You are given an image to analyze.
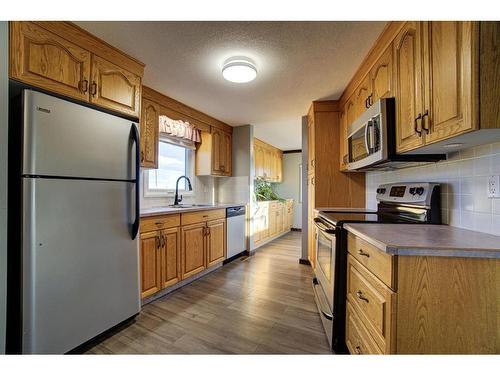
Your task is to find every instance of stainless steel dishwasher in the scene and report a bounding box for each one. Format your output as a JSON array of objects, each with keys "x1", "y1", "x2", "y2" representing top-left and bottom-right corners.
[{"x1": 225, "y1": 206, "x2": 246, "y2": 262}]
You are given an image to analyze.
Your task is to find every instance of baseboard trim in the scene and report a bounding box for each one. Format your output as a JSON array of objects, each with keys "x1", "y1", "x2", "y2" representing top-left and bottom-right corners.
[{"x1": 299, "y1": 258, "x2": 311, "y2": 266}]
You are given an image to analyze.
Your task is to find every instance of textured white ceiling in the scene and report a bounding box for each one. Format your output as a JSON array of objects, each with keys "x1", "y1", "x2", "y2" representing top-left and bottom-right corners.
[{"x1": 76, "y1": 21, "x2": 386, "y2": 150}]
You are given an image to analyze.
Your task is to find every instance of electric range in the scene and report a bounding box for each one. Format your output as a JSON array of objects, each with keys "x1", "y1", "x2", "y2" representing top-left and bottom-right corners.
[{"x1": 311, "y1": 182, "x2": 441, "y2": 353}]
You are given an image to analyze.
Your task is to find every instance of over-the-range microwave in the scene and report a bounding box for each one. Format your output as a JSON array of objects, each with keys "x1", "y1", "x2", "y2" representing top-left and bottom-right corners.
[{"x1": 347, "y1": 98, "x2": 445, "y2": 171}]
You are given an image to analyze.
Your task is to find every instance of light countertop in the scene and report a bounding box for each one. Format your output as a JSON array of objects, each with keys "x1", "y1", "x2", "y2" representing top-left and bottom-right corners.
[
  {"x1": 141, "y1": 203, "x2": 246, "y2": 217},
  {"x1": 344, "y1": 223, "x2": 500, "y2": 259}
]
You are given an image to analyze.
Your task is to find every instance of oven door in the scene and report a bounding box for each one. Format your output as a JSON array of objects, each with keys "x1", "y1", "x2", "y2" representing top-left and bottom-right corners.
[
  {"x1": 314, "y1": 218, "x2": 336, "y2": 308},
  {"x1": 312, "y1": 217, "x2": 336, "y2": 349}
]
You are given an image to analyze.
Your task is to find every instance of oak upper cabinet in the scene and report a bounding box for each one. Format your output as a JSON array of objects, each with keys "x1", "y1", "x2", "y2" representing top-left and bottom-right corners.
[
  {"x1": 160, "y1": 227, "x2": 181, "y2": 289},
  {"x1": 9, "y1": 22, "x2": 91, "y2": 102},
  {"x1": 307, "y1": 111, "x2": 315, "y2": 175},
  {"x1": 354, "y1": 74, "x2": 371, "y2": 117},
  {"x1": 140, "y1": 231, "x2": 162, "y2": 298},
  {"x1": 422, "y1": 21, "x2": 476, "y2": 144},
  {"x1": 339, "y1": 109, "x2": 349, "y2": 170},
  {"x1": 197, "y1": 128, "x2": 232, "y2": 177},
  {"x1": 9, "y1": 22, "x2": 144, "y2": 118},
  {"x1": 394, "y1": 21, "x2": 426, "y2": 152},
  {"x1": 90, "y1": 55, "x2": 141, "y2": 118},
  {"x1": 370, "y1": 44, "x2": 394, "y2": 103},
  {"x1": 140, "y1": 98, "x2": 159, "y2": 168},
  {"x1": 254, "y1": 138, "x2": 283, "y2": 182},
  {"x1": 206, "y1": 219, "x2": 226, "y2": 267},
  {"x1": 181, "y1": 222, "x2": 206, "y2": 279}
]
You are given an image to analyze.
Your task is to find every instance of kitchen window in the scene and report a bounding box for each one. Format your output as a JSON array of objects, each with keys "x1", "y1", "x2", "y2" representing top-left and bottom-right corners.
[{"x1": 144, "y1": 137, "x2": 195, "y2": 197}]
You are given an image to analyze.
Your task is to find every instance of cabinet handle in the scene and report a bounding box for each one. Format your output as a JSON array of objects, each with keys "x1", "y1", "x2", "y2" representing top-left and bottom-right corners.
[
  {"x1": 155, "y1": 221, "x2": 163, "y2": 226},
  {"x1": 421, "y1": 110, "x2": 430, "y2": 134},
  {"x1": 141, "y1": 151, "x2": 145, "y2": 162},
  {"x1": 365, "y1": 97, "x2": 369, "y2": 109},
  {"x1": 155, "y1": 236, "x2": 160, "y2": 249},
  {"x1": 79, "y1": 79, "x2": 88, "y2": 93},
  {"x1": 356, "y1": 290, "x2": 369, "y2": 303},
  {"x1": 161, "y1": 234, "x2": 165, "y2": 248},
  {"x1": 355, "y1": 345, "x2": 362, "y2": 354},
  {"x1": 357, "y1": 249, "x2": 370, "y2": 257},
  {"x1": 311, "y1": 176, "x2": 315, "y2": 185},
  {"x1": 414, "y1": 113, "x2": 422, "y2": 136},
  {"x1": 90, "y1": 81, "x2": 97, "y2": 96},
  {"x1": 368, "y1": 94, "x2": 373, "y2": 106}
]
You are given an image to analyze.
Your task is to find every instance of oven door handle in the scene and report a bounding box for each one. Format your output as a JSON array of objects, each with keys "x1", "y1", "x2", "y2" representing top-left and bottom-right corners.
[
  {"x1": 312, "y1": 278, "x2": 333, "y2": 321},
  {"x1": 313, "y1": 218, "x2": 336, "y2": 235}
]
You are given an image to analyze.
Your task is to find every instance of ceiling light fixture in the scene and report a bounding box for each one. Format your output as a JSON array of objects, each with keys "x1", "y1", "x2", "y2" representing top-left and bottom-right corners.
[{"x1": 222, "y1": 57, "x2": 257, "y2": 83}]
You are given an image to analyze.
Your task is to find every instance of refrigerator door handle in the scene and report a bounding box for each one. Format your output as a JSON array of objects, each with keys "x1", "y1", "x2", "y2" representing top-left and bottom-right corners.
[{"x1": 130, "y1": 123, "x2": 140, "y2": 240}]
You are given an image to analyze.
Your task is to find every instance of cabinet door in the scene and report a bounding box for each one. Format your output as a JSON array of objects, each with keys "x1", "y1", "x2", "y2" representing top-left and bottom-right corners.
[
  {"x1": 10, "y1": 22, "x2": 91, "y2": 102},
  {"x1": 345, "y1": 97, "x2": 357, "y2": 133},
  {"x1": 207, "y1": 219, "x2": 226, "y2": 267},
  {"x1": 211, "y1": 129, "x2": 222, "y2": 174},
  {"x1": 160, "y1": 227, "x2": 181, "y2": 289},
  {"x1": 394, "y1": 21, "x2": 425, "y2": 152},
  {"x1": 254, "y1": 144, "x2": 264, "y2": 179},
  {"x1": 423, "y1": 21, "x2": 477, "y2": 144},
  {"x1": 90, "y1": 55, "x2": 141, "y2": 118},
  {"x1": 370, "y1": 44, "x2": 394, "y2": 103},
  {"x1": 275, "y1": 152, "x2": 283, "y2": 182},
  {"x1": 308, "y1": 174, "x2": 316, "y2": 268},
  {"x1": 339, "y1": 109, "x2": 348, "y2": 170},
  {"x1": 307, "y1": 113, "x2": 315, "y2": 175},
  {"x1": 354, "y1": 74, "x2": 371, "y2": 117},
  {"x1": 264, "y1": 148, "x2": 273, "y2": 180},
  {"x1": 223, "y1": 131, "x2": 232, "y2": 176},
  {"x1": 268, "y1": 203, "x2": 278, "y2": 237},
  {"x1": 140, "y1": 230, "x2": 161, "y2": 298},
  {"x1": 181, "y1": 223, "x2": 206, "y2": 279},
  {"x1": 140, "y1": 99, "x2": 159, "y2": 168}
]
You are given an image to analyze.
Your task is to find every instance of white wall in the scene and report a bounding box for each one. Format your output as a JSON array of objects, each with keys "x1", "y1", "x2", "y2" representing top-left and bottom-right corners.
[
  {"x1": 0, "y1": 21, "x2": 8, "y2": 353},
  {"x1": 276, "y1": 152, "x2": 302, "y2": 229},
  {"x1": 366, "y1": 142, "x2": 500, "y2": 236}
]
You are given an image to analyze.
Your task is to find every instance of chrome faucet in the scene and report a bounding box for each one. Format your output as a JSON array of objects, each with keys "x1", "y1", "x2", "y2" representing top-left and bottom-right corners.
[{"x1": 173, "y1": 176, "x2": 193, "y2": 206}]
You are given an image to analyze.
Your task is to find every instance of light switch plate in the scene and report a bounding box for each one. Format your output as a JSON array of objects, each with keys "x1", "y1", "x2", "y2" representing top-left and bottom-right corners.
[{"x1": 488, "y1": 175, "x2": 500, "y2": 198}]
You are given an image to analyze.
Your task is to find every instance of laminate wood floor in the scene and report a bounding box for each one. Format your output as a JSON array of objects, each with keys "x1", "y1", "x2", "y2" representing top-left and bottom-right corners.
[{"x1": 85, "y1": 232, "x2": 331, "y2": 354}]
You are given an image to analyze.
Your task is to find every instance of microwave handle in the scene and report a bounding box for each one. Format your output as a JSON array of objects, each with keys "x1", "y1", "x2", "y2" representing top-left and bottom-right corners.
[{"x1": 364, "y1": 120, "x2": 372, "y2": 154}]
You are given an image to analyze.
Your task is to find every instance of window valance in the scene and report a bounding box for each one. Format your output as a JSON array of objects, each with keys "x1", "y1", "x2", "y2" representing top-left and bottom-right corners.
[{"x1": 159, "y1": 115, "x2": 201, "y2": 143}]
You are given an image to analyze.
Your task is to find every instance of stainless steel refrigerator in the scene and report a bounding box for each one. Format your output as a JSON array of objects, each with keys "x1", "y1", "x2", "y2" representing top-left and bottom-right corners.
[{"x1": 18, "y1": 89, "x2": 141, "y2": 353}]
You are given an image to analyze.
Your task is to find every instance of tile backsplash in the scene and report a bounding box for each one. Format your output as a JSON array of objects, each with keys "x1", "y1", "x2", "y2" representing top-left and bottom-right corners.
[{"x1": 366, "y1": 142, "x2": 500, "y2": 236}]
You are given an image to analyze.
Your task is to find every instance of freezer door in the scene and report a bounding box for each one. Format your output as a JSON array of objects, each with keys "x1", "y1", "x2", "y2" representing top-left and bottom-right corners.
[
  {"x1": 22, "y1": 178, "x2": 140, "y2": 354},
  {"x1": 22, "y1": 90, "x2": 137, "y2": 180}
]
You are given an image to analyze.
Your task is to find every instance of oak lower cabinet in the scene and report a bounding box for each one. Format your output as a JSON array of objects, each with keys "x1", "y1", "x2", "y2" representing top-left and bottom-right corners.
[
  {"x1": 346, "y1": 232, "x2": 499, "y2": 354},
  {"x1": 253, "y1": 200, "x2": 293, "y2": 249},
  {"x1": 9, "y1": 21, "x2": 144, "y2": 119},
  {"x1": 140, "y1": 210, "x2": 226, "y2": 300},
  {"x1": 181, "y1": 222, "x2": 207, "y2": 279},
  {"x1": 206, "y1": 219, "x2": 226, "y2": 267},
  {"x1": 139, "y1": 230, "x2": 162, "y2": 298}
]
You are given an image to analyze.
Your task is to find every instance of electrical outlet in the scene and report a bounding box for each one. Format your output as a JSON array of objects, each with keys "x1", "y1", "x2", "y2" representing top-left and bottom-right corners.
[{"x1": 488, "y1": 175, "x2": 500, "y2": 198}]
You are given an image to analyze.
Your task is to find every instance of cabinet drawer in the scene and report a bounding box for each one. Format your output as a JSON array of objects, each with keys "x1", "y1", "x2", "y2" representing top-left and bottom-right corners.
[
  {"x1": 347, "y1": 232, "x2": 395, "y2": 288},
  {"x1": 346, "y1": 302, "x2": 382, "y2": 354},
  {"x1": 140, "y1": 214, "x2": 180, "y2": 233},
  {"x1": 181, "y1": 209, "x2": 225, "y2": 226},
  {"x1": 347, "y1": 255, "x2": 395, "y2": 353}
]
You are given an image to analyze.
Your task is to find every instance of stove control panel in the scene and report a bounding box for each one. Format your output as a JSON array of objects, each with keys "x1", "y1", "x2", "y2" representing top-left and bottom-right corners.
[{"x1": 376, "y1": 182, "x2": 439, "y2": 206}]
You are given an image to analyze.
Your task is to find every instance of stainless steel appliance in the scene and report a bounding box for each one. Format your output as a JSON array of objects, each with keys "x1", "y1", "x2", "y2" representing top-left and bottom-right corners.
[
  {"x1": 8, "y1": 89, "x2": 141, "y2": 353},
  {"x1": 347, "y1": 98, "x2": 445, "y2": 171},
  {"x1": 312, "y1": 182, "x2": 441, "y2": 353},
  {"x1": 225, "y1": 206, "x2": 246, "y2": 261}
]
